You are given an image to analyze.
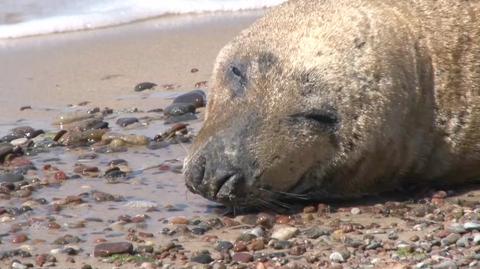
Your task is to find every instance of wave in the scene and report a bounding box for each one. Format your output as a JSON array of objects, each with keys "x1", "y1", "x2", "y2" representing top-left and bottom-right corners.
[{"x1": 0, "y1": 0, "x2": 285, "y2": 39}]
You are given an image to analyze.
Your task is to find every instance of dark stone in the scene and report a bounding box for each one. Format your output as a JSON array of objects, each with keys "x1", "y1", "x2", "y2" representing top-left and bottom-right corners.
[
  {"x1": 272, "y1": 240, "x2": 292, "y2": 250},
  {"x1": 116, "y1": 118, "x2": 139, "y2": 127},
  {"x1": 191, "y1": 227, "x2": 207, "y2": 235},
  {"x1": 104, "y1": 167, "x2": 126, "y2": 179},
  {"x1": 172, "y1": 90, "x2": 206, "y2": 108},
  {"x1": 134, "y1": 82, "x2": 157, "y2": 92},
  {"x1": 93, "y1": 242, "x2": 133, "y2": 257},
  {"x1": 215, "y1": 241, "x2": 234, "y2": 252},
  {"x1": 191, "y1": 252, "x2": 213, "y2": 264},
  {"x1": 303, "y1": 226, "x2": 332, "y2": 239},
  {"x1": 0, "y1": 144, "x2": 14, "y2": 162},
  {"x1": 53, "y1": 235, "x2": 82, "y2": 245},
  {"x1": 0, "y1": 173, "x2": 24, "y2": 183},
  {"x1": 108, "y1": 159, "x2": 128, "y2": 167},
  {"x1": 63, "y1": 247, "x2": 78, "y2": 255},
  {"x1": 164, "y1": 103, "x2": 196, "y2": 117},
  {"x1": 232, "y1": 252, "x2": 253, "y2": 263},
  {"x1": 164, "y1": 113, "x2": 198, "y2": 124}
]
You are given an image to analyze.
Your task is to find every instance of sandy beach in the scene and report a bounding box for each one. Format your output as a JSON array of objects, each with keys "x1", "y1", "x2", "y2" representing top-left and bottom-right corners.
[
  {"x1": 0, "y1": 12, "x2": 260, "y2": 125},
  {"x1": 1, "y1": 8, "x2": 480, "y2": 269}
]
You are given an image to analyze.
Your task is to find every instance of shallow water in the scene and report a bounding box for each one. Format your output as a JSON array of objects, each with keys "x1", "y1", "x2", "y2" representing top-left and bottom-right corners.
[{"x1": 0, "y1": 89, "x2": 222, "y2": 255}]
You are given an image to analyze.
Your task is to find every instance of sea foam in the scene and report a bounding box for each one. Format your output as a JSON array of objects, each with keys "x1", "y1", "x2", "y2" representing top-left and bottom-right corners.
[{"x1": 0, "y1": 0, "x2": 285, "y2": 39}]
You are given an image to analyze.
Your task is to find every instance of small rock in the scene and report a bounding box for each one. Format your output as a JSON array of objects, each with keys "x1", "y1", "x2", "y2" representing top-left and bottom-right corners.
[
  {"x1": 271, "y1": 226, "x2": 299, "y2": 240},
  {"x1": 215, "y1": 241, "x2": 233, "y2": 252},
  {"x1": 134, "y1": 82, "x2": 157, "y2": 92},
  {"x1": 232, "y1": 252, "x2": 253, "y2": 263},
  {"x1": 11, "y1": 233, "x2": 28, "y2": 243},
  {"x1": 191, "y1": 252, "x2": 213, "y2": 264},
  {"x1": 350, "y1": 207, "x2": 361, "y2": 215},
  {"x1": 432, "y1": 260, "x2": 457, "y2": 269},
  {"x1": 441, "y1": 233, "x2": 461, "y2": 246},
  {"x1": 93, "y1": 242, "x2": 133, "y2": 257},
  {"x1": 330, "y1": 252, "x2": 345, "y2": 263},
  {"x1": 116, "y1": 117, "x2": 139, "y2": 127},
  {"x1": 464, "y1": 222, "x2": 480, "y2": 231}
]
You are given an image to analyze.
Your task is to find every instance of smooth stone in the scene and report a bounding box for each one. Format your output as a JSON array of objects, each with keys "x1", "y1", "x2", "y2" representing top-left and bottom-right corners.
[
  {"x1": 172, "y1": 90, "x2": 206, "y2": 108},
  {"x1": 246, "y1": 226, "x2": 265, "y2": 238},
  {"x1": 191, "y1": 252, "x2": 213, "y2": 264},
  {"x1": 11, "y1": 261, "x2": 28, "y2": 269},
  {"x1": 134, "y1": 82, "x2": 157, "y2": 92},
  {"x1": 464, "y1": 222, "x2": 480, "y2": 231},
  {"x1": 441, "y1": 233, "x2": 461, "y2": 246},
  {"x1": 271, "y1": 226, "x2": 299, "y2": 240},
  {"x1": 215, "y1": 241, "x2": 233, "y2": 252},
  {"x1": 116, "y1": 117, "x2": 139, "y2": 127},
  {"x1": 473, "y1": 233, "x2": 480, "y2": 245},
  {"x1": 53, "y1": 234, "x2": 82, "y2": 245},
  {"x1": 164, "y1": 113, "x2": 198, "y2": 124},
  {"x1": 53, "y1": 111, "x2": 94, "y2": 125},
  {"x1": 432, "y1": 260, "x2": 457, "y2": 269},
  {"x1": 93, "y1": 242, "x2": 133, "y2": 257},
  {"x1": 303, "y1": 226, "x2": 332, "y2": 239},
  {"x1": 0, "y1": 144, "x2": 14, "y2": 161},
  {"x1": 456, "y1": 236, "x2": 469, "y2": 247},
  {"x1": 164, "y1": 103, "x2": 196, "y2": 116},
  {"x1": 329, "y1": 252, "x2": 345, "y2": 263},
  {"x1": 272, "y1": 240, "x2": 292, "y2": 250},
  {"x1": 446, "y1": 223, "x2": 467, "y2": 234},
  {"x1": 10, "y1": 138, "x2": 28, "y2": 146},
  {"x1": 0, "y1": 173, "x2": 24, "y2": 183},
  {"x1": 232, "y1": 252, "x2": 253, "y2": 263}
]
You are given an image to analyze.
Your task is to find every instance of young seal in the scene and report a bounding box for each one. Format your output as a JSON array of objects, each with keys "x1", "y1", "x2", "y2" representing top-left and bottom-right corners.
[{"x1": 184, "y1": 0, "x2": 480, "y2": 207}]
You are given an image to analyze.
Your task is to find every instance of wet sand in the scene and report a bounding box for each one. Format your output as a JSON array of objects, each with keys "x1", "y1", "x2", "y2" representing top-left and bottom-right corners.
[{"x1": 2, "y1": 9, "x2": 480, "y2": 269}]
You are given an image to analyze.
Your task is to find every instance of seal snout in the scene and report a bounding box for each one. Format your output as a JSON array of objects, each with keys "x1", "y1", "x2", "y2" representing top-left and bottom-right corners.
[{"x1": 184, "y1": 150, "x2": 248, "y2": 205}]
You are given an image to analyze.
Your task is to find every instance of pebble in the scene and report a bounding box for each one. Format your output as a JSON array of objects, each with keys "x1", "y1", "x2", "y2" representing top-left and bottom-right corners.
[
  {"x1": 215, "y1": 241, "x2": 233, "y2": 252},
  {"x1": 0, "y1": 173, "x2": 24, "y2": 183},
  {"x1": 441, "y1": 233, "x2": 461, "y2": 246},
  {"x1": 271, "y1": 226, "x2": 299, "y2": 240},
  {"x1": 171, "y1": 90, "x2": 206, "y2": 108},
  {"x1": 232, "y1": 252, "x2": 253, "y2": 263},
  {"x1": 330, "y1": 252, "x2": 346, "y2": 263},
  {"x1": 93, "y1": 242, "x2": 133, "y2": 257},
  {"x1": 11, "y1": 261, "x2": 28, "y2": 269},
  {"x1": 432, "y1": 260, "x2": 457, "y2": 269},
  {"x1": 164, "y1": 103, "x2": 196, "y2": 116},
  {"x1": 11, "y1": 233, "x2": 29, "y2": 244},
  {"x1": 116, "y1": 117, "x2": 139, "y2": 127},
  {"x1": 350, "y1": 207, "x2": 361, "y2": 215},
  {"x1": 191, "y1": 252, "x2": 213, "y2": 264},
  {"x1": 464, "y1": 222, "x2": 480, "y2": 231},
  {"x1": 134, "y1": 82, "x2": 157, "y2": 92},
  {"x1": 54, "y1": 111, "x2": 94, "y2": 125},
  {"x1": 10, "y1": 138, "x2": 28, "y2": 146}
]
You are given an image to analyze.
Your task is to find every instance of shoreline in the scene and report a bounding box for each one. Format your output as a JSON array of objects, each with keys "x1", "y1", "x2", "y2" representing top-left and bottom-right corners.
[{"x1": 0, "y1": 11, "x2": 262, "y2": 131}]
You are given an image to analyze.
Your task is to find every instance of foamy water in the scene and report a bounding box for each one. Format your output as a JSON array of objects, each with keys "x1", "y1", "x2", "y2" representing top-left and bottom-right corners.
[{"x1": 0, "y1": 0, "x2": 285, "y2": 39}]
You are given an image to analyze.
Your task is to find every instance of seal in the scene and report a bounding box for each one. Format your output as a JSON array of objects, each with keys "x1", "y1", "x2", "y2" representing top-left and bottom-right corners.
[{"x1": 184, "y1": 0, "x2": 480, "y2": 208}]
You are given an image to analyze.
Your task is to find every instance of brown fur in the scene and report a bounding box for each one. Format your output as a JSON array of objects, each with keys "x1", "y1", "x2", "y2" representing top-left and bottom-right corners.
[{"x1": 184, "y1": 0, "x2": 480, "y2": 204}]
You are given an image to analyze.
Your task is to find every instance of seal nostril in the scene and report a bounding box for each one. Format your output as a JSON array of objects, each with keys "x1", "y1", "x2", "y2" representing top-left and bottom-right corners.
[{"x1": 215, "y1": 173, "x2": 245, "y2": 202}]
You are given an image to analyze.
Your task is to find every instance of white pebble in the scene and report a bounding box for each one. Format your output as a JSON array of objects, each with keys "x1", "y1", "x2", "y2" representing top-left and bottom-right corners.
[
  {"x1": 329, "y1": 252, "x2": 344, "y2": 263},
  {"x1": 10, "y1": 138, "x2": 28, "y2": 146},
  {"x1": 350, "y1": 207, "x2": 361, "y2": 215},
  {"x1": 271, "y1": 226, "x2": 299, "y2": 240}
]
